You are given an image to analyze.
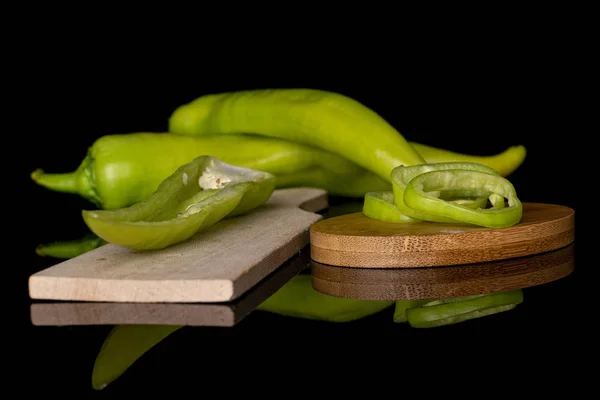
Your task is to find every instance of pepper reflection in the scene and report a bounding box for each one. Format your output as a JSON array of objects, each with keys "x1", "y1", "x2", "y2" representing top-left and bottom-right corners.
[
  {"x1": 90, "y1": 276, "x2": 524, "y2": 390},
  {"x1": 32, "y1": 236, "x2": 573, "y2": 390}
]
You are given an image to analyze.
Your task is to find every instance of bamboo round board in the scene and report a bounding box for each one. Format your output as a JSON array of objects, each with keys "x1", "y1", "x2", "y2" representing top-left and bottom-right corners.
[
  {"x1": 311, "y1": 243, "x2": 574, "y2": 300},
  {"x1": 310, "y1": 202, "x2": 574, "y2": 268}
]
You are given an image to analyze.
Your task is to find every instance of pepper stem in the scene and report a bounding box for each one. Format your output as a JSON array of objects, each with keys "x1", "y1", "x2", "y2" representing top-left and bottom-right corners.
[
  {"x1": 30, "y1": 154, "x2": 102, "y2": 206},
  {"x1": 31, "y1": 169, "x2": 79, "y2": 194}
]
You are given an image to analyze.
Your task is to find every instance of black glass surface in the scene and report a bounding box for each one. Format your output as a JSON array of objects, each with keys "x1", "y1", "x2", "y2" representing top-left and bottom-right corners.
[{"x1": 18, "y1": 57, "x2": 584, "y2": 396}]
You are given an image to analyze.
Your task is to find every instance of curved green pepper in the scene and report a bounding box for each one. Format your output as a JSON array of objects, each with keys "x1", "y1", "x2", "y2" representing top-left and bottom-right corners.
[
  {"x1": 168, "y1": 88, "x2": 427, "y2": 181},
  {"x1": 31, "y1": 132, "x2": 526, "y2": 209},
  {"x1": 410, "y1": 142, "x2": 527, "y2": 177},
  {"x1": 82, "y1": 156, "x2": 276, "y2": 250},
  {"x1": 31, "y1": 132, "x2": 390, "y2": 208},
  {"x1": 256, "y1": 274, "x2": 394, "y2": 322},
  {"x1": 398, "y1": 289, "x2": 524, "y2": 328}
]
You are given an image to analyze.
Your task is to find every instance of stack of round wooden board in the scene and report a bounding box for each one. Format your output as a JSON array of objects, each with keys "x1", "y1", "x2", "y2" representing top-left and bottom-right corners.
[
  {"x1": 310, "y1": 202, "x2": 575, "y2": 269},
  {"x1": 311, "y1": 243, "x2": 574, "y2": 300}
]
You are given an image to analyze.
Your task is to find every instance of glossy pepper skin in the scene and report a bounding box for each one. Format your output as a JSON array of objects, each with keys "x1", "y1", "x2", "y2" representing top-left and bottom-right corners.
[
  {"x1": 410, "y1": 142, "x2": 526, "y2": 177},
  {"x1": 168, "y1": 88, "x2": 427, "y2": 181},
  {"x1": 31, "y1": 132, "x2": 526, "y2": 210},
  {"x1": 31, "y1": 132, "x2": 391, "y2": 209},
  {"x1": 82, "y1": 156, "x2": 276, "y2": 250}
]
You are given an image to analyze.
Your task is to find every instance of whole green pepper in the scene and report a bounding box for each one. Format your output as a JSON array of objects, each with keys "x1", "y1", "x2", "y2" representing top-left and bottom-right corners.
[
  {"x1": 31, "y1": 132, "x2": 525, "y2": 210},
  {"x1": 31, "y1": 132, "x2": 390, "y2": 209},
  {"x1": 168, "y1": 88, "x2": 427, "y2": 181},
  {"x1": 82, "y1": 156, "x2": 275, "y2": 250}
]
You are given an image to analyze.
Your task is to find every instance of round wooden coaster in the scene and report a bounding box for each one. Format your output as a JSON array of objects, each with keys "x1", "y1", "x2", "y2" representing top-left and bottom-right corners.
[
  {"x1": 311, "y1": 243, "x2": 574, "y2": 300},
  {"x1": 310, "y1": 202, "x2": 574, "y2": 268}
]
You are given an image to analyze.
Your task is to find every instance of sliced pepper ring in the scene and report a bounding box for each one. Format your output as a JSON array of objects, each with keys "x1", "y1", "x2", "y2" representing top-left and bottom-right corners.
[
  {"x1": 82, "y1": 156, "x2": 276, "y2": 250},
  {"x1": 362, "y1": 191, "x2": 420, "y2": 223},
  {"x1": 405, "y1": 289, "x2": 524, "y2": 328},
  {"x1": 391, "y1": 162, "x2": 501, "y2": 223},
  {"x1": 403, "y1": 169, "x2": 523, "y2": 228},
  {"x1": 362, "y1": 191, "x2": 489, "y2": 223}
]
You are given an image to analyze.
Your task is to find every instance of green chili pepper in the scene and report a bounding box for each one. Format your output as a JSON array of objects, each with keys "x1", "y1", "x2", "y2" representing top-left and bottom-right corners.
[
  {"x1": 402, "y1": 289, "x2": 524, "y2": 328},
  {"x1": 256, "y1": 274, "x2": 394, "y2": 322},
  {"x1": 35, "y1": 233, "x2": 107, "y2": 259},
  {"x1": 410, "y1": 142, "x2": 527, "y2": 177},
  {"x1": 82, "y1": 156, "x2": 276, "y2": 250},
  {"x1": 92, "y1": 324, "x2": 182, "y2": 390},
  {"x1": 31, "y1": 132, "x2": 391, "y2": 209},
  {"x1": 168, "y1": 88, "x2": 427, "y2": 181},
  {"x1": 31, "y1": 131, "x2": 525, "y2": 209}
]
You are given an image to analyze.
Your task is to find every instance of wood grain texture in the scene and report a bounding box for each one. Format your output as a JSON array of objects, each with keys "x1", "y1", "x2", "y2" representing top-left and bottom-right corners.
[
  {"x1": 310, "y1": 202, "x2": 574, "y2": 268},
  {"x1": 29, "y1": 188, "x2": 327, "y2": 303},
  {"x1": 312, "y1": 243, "x2": 574, "y2": 300},
  {"x1": 31, "y1": 246, "x2": 311, "y2": 327}
]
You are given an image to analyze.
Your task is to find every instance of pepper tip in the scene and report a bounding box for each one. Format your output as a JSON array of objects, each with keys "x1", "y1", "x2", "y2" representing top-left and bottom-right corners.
[{"x1": 30, "y1": 168, "x2": 44, "y2": 182}]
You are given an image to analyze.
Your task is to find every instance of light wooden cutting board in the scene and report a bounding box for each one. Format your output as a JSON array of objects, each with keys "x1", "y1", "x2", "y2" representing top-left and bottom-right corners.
[
  {"x1": 31, "y1": 246, "x2": 311, "y2": 326},
  {"x1": 29, "y1": 188, "x2": 327, "y2": 303}
]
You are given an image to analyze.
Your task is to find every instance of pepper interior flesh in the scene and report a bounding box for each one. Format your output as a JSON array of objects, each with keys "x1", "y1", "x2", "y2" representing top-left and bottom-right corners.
[{"x1": 82, "y1": 156, "x2": 275, "y2": 250}]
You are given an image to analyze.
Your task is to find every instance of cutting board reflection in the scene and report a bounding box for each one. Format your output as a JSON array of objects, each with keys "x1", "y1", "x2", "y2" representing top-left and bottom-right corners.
[
  {"x1": 29, "y1": 188, "x2": 327, "y2": 303},
  {"x1": 312, "y1": 244, "x2": 574, "y2": 300},
  {"x1": 311, "y1": 202, "x2": 575, "y2": 268},
  {"x1": 31, "y1": 246, "x2": 311, "y2": 326}
]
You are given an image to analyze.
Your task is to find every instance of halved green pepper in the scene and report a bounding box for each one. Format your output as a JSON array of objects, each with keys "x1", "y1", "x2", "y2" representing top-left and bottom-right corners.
[{"x1": 82, "y1": 156, "x2": 276, "y2": 250}]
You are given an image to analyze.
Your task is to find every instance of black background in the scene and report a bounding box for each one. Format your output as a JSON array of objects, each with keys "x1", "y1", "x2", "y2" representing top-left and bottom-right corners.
[{"x1": 13, "y1": 18, "x2": 589, "y2": 396}]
